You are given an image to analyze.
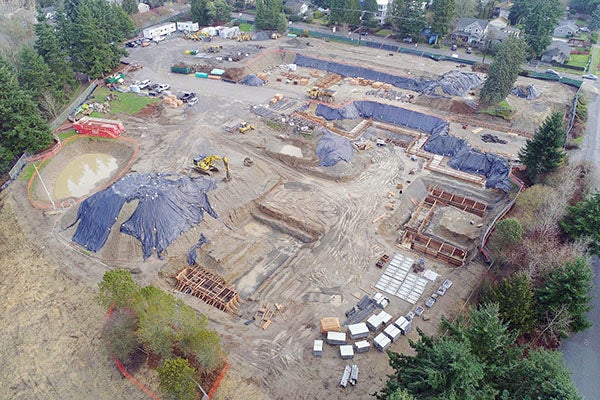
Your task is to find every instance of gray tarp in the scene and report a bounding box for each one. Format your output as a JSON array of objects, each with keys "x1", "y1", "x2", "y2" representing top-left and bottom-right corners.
[
  {"x1": 315, "y1": 101, "x2": 512, "y2": 191},
  {"x1": 70, "y1": 173, "x2": 218, "y2": 260},
  {"x1": 316, "y1": 130, "x2": 354, "y2": 166},
  {"x1": 239, "y1": 74, "x2": 265, "y2": 86},
  {"x1": 511, "y1": 84, "x2": 541, "y2": 99}
]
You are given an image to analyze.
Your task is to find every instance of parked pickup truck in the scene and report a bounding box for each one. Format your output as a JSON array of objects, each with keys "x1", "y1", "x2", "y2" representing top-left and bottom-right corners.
[{"x1": 376, "y1": 254, "x2": 390, "y2": 268}]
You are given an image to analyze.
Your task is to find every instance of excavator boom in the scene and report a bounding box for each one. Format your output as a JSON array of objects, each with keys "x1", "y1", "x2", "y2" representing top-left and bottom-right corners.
[{"x1": 192, "y1": 155, "x2": 231, "y2": 181}]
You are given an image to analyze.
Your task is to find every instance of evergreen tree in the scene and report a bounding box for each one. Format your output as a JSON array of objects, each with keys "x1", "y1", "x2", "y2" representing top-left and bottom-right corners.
[
  {"x1": 518, "y1": 112, "x2": 565, "y2": 182},
  {"x1": 16, "y1": 47, "x2": 54, "y2": 104},
  {"x1": 561, "y1": 193, "x2": 600, "y2": 255},
  {"x1": 589, "y1": 4, "x2": 600, "y2": 31},
  {"x1": 328, "y1": 0, "x2": 346, "y2": 25},
  {"x1": 34, "y1": 12, "x2": 75, "y2": 95},
  {"x1": 510, "y1": 0, "x2": 562, "y2": 57},
  {"x1": 479, "y1": 37, "x2": 528, "y2": 106},
  {"x1": 0, "y1": 57, "x2": 54, "y2": 172},
  {"x1": 191, "y1": 0, "x2": 210, "y2": 26},
  {"x1": 535, "y1": 257, "x2": 593, "y2": 334},
  {"x1": 344, "y1": 0, "x2": 361, "y2": 26},
  {"x1": 255, "y1": 0, "x2": 287, "y2": 31},
  {"x1": 481, "y1": 274, "x2": 536, "y2": 335},
  {"x1": 388, "y1": 0, "x2": 426, "y2": 41},
  {"x1": 431, "y1": 0, "x2": 455, "y2": 36},
  {"x1": 157, "y1": 357, "x2": 197, "y2": 400},
  {"x1": 122, "y1": 0, "x2": 138, "y2": 14},
  {"x1": 207, "y1": 0, "x2": 233, "y2": 25}
]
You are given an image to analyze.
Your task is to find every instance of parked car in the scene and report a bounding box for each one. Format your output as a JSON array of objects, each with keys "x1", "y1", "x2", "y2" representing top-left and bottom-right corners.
[
  {"x1": 466, "y1": 47, "x2": 472, "y2": 54},
  {"x1": 148, "y1": 91, "x2": 160, "y2": 97},
  {"x1": 582, "y1": 74, "x2": 598, "y2": 80},
  {"x1": 545, "y1": 69, "x2": 561, "y2": 77},
  {"x1": 179, "y1": 92, "x2": 196, "y2": 102},
  {"x1": 147, "y1": 83, "x2": 160, "y2": 91},
  {"x1": 188, "y1": 97, "x2": 199, "y2": 106},
  {"x1": 136, "y1": 79, "x2": 151, "y2": 89},
  {"x1": 403, "y1": 37, "x2": 413, "y2": 43},
  {"x1": 157, "y1": 83, "x2": 170, "y2": 92},
  {"x1": 125, "y1": 41, "x2": 138, "y2": 48},
  {"x1": 451, "y1": 43, "x2": 457, "y2": 51}
]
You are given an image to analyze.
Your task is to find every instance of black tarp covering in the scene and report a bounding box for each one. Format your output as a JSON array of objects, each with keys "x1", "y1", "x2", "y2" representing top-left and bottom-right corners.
[
  {"x1": 511, "y1": 84, "x2": 541, "y2": 99},
  {"x1": 294, "y1": 54, "x2": 482, "y2": 96},
  {"x1": 71, "y1": 173, "x2": 218, "y2": 260},
  {"x1": 315, "y1": 101, "x2": 512, "y2": 191},
  {"x1": 187, "y1": 233, "x2": 210, "y2": 266},
  {"x1": 316, "y1": 130, "x2": 354, "y2": 166}
]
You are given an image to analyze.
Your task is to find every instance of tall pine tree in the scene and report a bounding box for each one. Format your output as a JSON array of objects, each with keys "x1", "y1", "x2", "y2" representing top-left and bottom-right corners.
[
  {"x1": 518, "y1": 112, "x2": 565, "y2": 182},
  {"x1": 388, "y1": 0, "x2": 426, "y2": 41},
  {"x1": 431, "y1": 0, "x2": 455, "y2": 37}
]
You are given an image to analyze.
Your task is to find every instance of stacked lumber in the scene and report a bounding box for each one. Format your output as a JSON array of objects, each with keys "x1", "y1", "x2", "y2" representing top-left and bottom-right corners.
[{"x1": 320, "y1": 317, "x2": 341, "y2": 333}]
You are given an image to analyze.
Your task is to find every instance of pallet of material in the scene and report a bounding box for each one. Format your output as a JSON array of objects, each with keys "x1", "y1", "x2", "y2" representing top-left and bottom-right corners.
[
  {"x1": 313, "y1": 339, "x2": 323, "y2": 357},
  {"x1": 340, "y1": 365, "x2": 352, "y2": 388},
  {"x1": 350, "y1": 365, "x2": 359, "y2": 386},
  {"x1": 320, "y1": 317, "x2": 341, "y2": 333},
  {"x1": 354, "y1": 340, "x2": 370, "y2": 353},
  {"x1": 348, "y1": 322, "x2": 369, "y2": 340},
  {"x1": 366, "y1": 310, "x2": 392, "y2": 331},
  {"x1": 374, "y1": 332, "x2": 391, "y2": 352},
  {"x1": 326, "y1": 331, "x2": 347, "y2": 345},
  {"x1": 383, "y1": 324, "x2": 402, "y2": 343},
  {"x1": 393, "y1": 316, "x2": 412, "y2": 335},
  {"x1": 340, "y1": 345, "x2": 354, "y2": 360}
]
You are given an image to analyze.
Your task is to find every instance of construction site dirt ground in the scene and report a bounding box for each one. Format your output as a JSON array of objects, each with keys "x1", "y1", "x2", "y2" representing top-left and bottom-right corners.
[{"x1": 1, "y1": 33, "x2": 578, "y2": 400}]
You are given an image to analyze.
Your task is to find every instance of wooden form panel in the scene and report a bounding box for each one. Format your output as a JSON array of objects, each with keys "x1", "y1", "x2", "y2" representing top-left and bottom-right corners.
[
  {"x1": 176, "y1": 266, "x2": 241, "y2": 313},
  {"x1": 427, "y1": 186, "x2": 487, "y2": 217}
]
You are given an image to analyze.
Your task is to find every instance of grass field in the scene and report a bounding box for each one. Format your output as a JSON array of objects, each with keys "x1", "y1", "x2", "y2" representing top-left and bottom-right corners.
[
  {"x1": 239, "y1": 23, "x2": 253, "y2": 32},
  {"x1": 375, "y1": 29, "x2": 393, "y2": 37},
  {"x1": 568, "y1": 54, "x2": 590, "y2": 68},
  {"x1": 90, "y1": 86, "x2": 158, "y2": 116}
]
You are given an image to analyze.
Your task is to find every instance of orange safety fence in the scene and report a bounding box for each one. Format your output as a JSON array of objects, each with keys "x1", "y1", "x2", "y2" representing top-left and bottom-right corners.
[
  {"x1": 27, "y1": 134, "x2": 140, "y2": 210},
  {"x1": 207, "y1": 357, "x2": 230, "y2": 398}
]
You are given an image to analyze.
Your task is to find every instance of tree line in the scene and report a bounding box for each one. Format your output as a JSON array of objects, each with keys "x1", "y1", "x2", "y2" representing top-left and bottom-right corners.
[
  {"x1": 99, "y1": 269, "x2": 224, "y2": 400},
  {"x1": 0, "y1": 0, "x2": 135, "y2": 173}
]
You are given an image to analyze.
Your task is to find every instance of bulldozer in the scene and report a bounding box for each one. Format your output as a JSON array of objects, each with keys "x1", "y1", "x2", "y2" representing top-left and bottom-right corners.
[
  {"x1": 192, "y1": 155, "x2": 231, "y2": 181},
  {"x1": 238, "y1": 122, "x2": 255, "y2": 133},
  {"x1": 307, "y1": 87, "x2": 336, "y2": 103},
  {"x1": 205, "y1": 45, "x2": 221, "y2": 53}
]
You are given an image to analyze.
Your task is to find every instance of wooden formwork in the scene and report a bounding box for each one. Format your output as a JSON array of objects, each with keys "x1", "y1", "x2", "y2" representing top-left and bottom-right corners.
[
  {"x1": 176, "y1": 266, "x2": 241, "y2": 313},
  {"x1": 315, "y1": 73, "x2": 342, "y2": 88},
  {"x1": 427, "y1": 185, "x2": 488, "y2": 217},
  {"x1": 404, "y1": 229, "x2": 467, "y2": 267}
]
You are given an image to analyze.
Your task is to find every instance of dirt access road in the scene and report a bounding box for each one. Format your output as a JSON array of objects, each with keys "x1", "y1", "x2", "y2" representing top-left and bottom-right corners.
[{"x1": 3, "y1": 33, "x2": 576, "y2": 399}]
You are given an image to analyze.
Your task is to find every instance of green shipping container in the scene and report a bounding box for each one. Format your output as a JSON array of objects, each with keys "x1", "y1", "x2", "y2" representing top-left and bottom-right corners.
[
  {"x1": 171, "y1": 66, "x2": 191, "y2": 74},
  {"x1": 195, "y1": 72, "x2": 208, "y2": 78}
]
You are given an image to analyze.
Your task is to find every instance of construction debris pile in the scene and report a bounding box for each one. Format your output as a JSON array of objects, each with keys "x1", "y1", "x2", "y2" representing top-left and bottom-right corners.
[
  {"x1": 511, "y1": 84, "x2": 541, "y2": 99},
  {"x1": 316, "y1": 130, "x2": 354, "y2": 166},
  {"x1": 239, "y1": 74, "x2": 265, "y2": 86},
  {"x1": 315, "y1": 101, "x2": 512, "y2": 191},
  {"x1": 295, "y1": 54, "x2": 482, "y2": 97},
  {"x1": 70, "y1": 173, "x2": 218, "y2": 259}
]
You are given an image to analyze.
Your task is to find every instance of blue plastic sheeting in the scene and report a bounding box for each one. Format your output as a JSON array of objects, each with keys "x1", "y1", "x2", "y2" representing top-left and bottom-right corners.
[
  {"x1": 187, "y1": 233, "x2": 210, "y2": 266},
  {"x1": 315, "y1": 101, "x2": 512, "y2": 191},
  {"x1": 71, "y1": 173, "x2": 218, "y2": 260},
  {"x1": 316, "y1": 130, "x2": 354, "y2": 166},
  {"x1": 295, "y1": 54, "x2": 482, "y2": 96},
  {"x1": 239, "y1": 74, "x2": 265, "y2": 86}
]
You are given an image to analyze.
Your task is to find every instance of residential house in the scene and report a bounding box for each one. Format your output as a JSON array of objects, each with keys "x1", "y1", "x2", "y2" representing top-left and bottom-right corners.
[
  {"x1": 375, "y1": 0, "x2": 392, "y2": 25},
  {"x1": 488, "y1": 17, "x2": 508, "y2": 30},
  {"x1": 284, "y1": 0, "x2": 308, "y2": 16},
  {"x1": 485, "y1": 25, "x2": 520, "y2": 46},
  {"x1": 541, "y1": 40, "x2": 572, "y2": 64},
  {"x1": 451, "y1": 18, "x2": 489, "y2": 45},
  {"x1": 553, "y1": 20, "x2": 579, "y2": 38},
  {"x1": 493, "y1": 1, "x2": 512, "y2": 20}
]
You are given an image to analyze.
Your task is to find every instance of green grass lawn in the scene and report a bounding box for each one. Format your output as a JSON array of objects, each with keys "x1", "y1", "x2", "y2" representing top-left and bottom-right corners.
[
  {"x1": 568, "y1": 53, "x2": 590, "y2": 68},
  {"x1": 89, "y1": 86, "x2": 158, "y2": 116},
  {"x1": 375, "y1": 29, "x2": 394, "y2": 37},
  {"x1": 58, "y1": 129, "x2": 77, "y2": 141},
  {"x1": 239, "y1": 23, "x2": 253, "y2": 32},
  {"x1": 591, "y1": 46, "x2": 600, "y2": 74}
]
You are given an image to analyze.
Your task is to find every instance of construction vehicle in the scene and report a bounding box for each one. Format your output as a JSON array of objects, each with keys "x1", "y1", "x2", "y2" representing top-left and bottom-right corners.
[
  {"x1": 307, "y1": 87, "x2": 336, "y2": 103},
  {"x1": 192, "y1": 155, "x2": 231, "y2": 181},
  {"x1": 204, "y1": 45, "x2": 221, "y2": 53},
  {"x1": 271, "y1": 32, "x2": 282, "y2": 39},
  {"x1": 238, "y1": 122, "x2": 255, "y2": 133}
]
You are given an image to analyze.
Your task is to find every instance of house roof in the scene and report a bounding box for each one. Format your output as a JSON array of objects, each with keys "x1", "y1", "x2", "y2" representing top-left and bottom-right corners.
[
  {"x1": 543, "y1": 40, "x2": 572, "y2": 56},
  {"x1": 488, "y1": 17, "x2": 509, "y2": 29},
  {"x1": 456, "y1": 18, "x2": 488, "y2": 32}
]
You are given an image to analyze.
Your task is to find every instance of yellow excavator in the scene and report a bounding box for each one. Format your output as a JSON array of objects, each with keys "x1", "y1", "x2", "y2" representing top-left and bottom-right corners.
[
  {"x1": 192, "y1": 155, "x2": 231, "y2": 181},
  {"x1": 238, "y1": 122, "x2": 255, "y2": 133},
  {"x1": 307, "y1": 87, "x2": 336, "y2": 103}
]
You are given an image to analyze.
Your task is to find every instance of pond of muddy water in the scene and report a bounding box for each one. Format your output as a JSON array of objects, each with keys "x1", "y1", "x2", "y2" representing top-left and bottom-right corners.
[{"x1": 54, "y1": 153, "x2": 118, "y2": 199}]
